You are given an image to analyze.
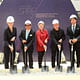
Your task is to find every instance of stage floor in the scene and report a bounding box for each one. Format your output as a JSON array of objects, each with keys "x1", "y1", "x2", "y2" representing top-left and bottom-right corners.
[{"x1": 0, "y1": 62, "x2": 80, "y2": 80}]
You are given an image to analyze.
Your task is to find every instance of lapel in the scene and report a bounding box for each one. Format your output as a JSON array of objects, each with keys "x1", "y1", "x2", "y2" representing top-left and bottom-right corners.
[
  {"x1": 25, "y1": 29, "x2": 32, "y2": 40},
  {"x1": 28, "y1": 29, "x2": 32, "y2": 39},
  {"x1": 75, "y1": 24, "x2": 79, "y2": 34},
  {"x1": 70, "y1": 24, "x2": 79, "y2": 35},
  {"x1": 24, "y1": 29, "x2": 26, "y2": 40},
  {"x1": 70, "y1": 26, "x2": 73, "y2": 34},
  {"x1": 72, "y1": 24, "x2": 79, "y2": 34}
]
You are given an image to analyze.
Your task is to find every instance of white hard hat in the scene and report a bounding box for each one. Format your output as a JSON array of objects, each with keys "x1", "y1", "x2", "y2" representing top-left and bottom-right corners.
[
  {"x1": 6, "y1": 16, "x2": 15, "y2": 23},
  {"x1": 25, "y1": 20, "x2": 31, "y2": 25},
  {"x1": 38, "y1": 21, "x2": 45, "y2": 25},
  {"x1": 52, "y1": 19, "x2": 59, "y2": 24},
  {"x1": 69, "y1": 14, "x2": 77, "y2": 19}
]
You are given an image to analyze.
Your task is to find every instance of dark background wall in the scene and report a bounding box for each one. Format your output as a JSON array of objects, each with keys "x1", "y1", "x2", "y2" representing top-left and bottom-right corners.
[{"x1": 0, "y1": 0, "x2": 79, "y2": 61}]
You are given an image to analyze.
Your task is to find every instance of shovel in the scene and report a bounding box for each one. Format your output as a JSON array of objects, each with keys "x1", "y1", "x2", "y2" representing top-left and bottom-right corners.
[
  {"x1": 67, "y1": 44, "x2": 75, "y2": 73},
  {"x1": 41, "y1": 48, "x2": 49, "y2": 72},
  {"x1": 22, "y1": 46, "x2": 30, "y2": 73},
  {"x1": 10, "y1": 43, "x2": 17, "y2": 74},
  {"x1": 55, "y1": 46, "x2": 62, "y2": 72}
]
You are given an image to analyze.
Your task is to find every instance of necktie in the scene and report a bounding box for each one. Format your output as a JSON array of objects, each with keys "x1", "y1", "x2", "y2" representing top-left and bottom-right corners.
[
  {"x1": 72, "y1": 26, "x2": 75, "y2": 33},
  {"x1": 26, "y1": 30, "x2": 30, "y2": 40}
]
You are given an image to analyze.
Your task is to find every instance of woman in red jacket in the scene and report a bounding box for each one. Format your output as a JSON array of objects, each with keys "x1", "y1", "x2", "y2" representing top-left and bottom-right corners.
[{"x1": 36, "y1": 21, "x2": 49, "y2": 68}]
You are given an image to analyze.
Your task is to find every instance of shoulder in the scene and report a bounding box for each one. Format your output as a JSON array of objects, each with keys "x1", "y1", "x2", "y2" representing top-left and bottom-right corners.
[
  {"x1": 30, "y1": 29, "x2": 35, "y2": 33},
  {"x1": 13, "y1": 27, "x2": 16, "y2": 29},
  {"x1": 50, "y1": 29, "x2": 54, "y2": 33},
  {"x1": 59, "y1": 28, "x2": 64, "y2": 32},
  {"x1": 20, "y1": 29, "x2": 25, "y2": 34},
  {"x1": 4, "y1": 27, "x2": 8, "y2": 33},
  {"x1": 36, "y1": 29, "x2": 40, "y2": 34},
  {"x1": 76, "y1": 24, "x2": 80, "y2": 27},
  {"x1": 22, "y1": 29, "x2": 25, "y2": 32},
  {"x1": 44, "y1": 29, "x2": 48, "y2": 32},
  {"x1": 67, "y1": 25, "x2": 71, "y2": 30}
]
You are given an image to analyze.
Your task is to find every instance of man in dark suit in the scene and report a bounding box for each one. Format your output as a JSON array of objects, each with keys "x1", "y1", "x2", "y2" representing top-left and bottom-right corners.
[
  {"x1": 19, "y1": 20, "x2": 35, "y2": 69},
  {"x1": 50, "y1": 19, "x2": 65, "y2": 68},
  {"x1": 4, "y1": 16, "x2": 17, "y2": 69},
  {"x1": 67, "y1": 14, "x2": 80, "y2": 68}
]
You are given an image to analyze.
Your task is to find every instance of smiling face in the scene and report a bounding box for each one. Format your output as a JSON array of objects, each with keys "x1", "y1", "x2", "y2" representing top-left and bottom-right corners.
[
  {"x1": 38, "y1": 23, "x2": 44, "y2": 31},
  {"x1": 70, "y1": 18, "x2": 77, "y2": 25},
  {"x1": 53, "y1": 23, "x2": 59, "y2": 31},
  {"x1": 7, "y1": 22, "x2": 14, "y2": 28},
  {"x1": 25, "y1": 24, "x2": 31, "y2": 30}
]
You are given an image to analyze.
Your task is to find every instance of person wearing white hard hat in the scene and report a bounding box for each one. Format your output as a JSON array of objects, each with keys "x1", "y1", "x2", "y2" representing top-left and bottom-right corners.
[
  {"x1": 36, "y1": 21, "x2": 49, "y2": 68},
  {"x1": 69, "y1": 14, "x2": 77, "y2": 20},
  {"x1": 50, "y1": 19, "x2": 65, "y2": 68},
  {"x1": 19, "y1": 20, "x2": 35, "y2": 69},
  {"x1": 4, "y1": 16, "x2": 17, "y2": 69},
  {"x1": 67, "y1": 14, "x2": 80, "y2": 68}
]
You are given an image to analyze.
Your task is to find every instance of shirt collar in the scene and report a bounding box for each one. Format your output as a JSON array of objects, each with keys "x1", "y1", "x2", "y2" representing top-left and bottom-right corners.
[
  {"x1": 72, "y1": 24, "x2": 76, "y2": 27},
  {"x1": 39, "y1": 29, "x2": 44, "y2": 33},
  {"x1": 26, "y1": 29, "x2": 31, "y2": 32}
]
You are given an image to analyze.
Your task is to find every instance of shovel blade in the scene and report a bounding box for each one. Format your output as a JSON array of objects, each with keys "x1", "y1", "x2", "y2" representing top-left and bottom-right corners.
[
  {"x1": 55, "y1": 66, "x2": 63, "y2": 72},
  {"x1": 67, "y1": 67, "x2": 75, "y2": 73},
  {"x1": 22, "y1": 66, "x2": 30, "y2": 73},
  {"x1": 41, "y1": 66, "x2": 49, "y2": 72},
  {"x1": 10, "y1": 65, "x2": 17, "y2": 74}
]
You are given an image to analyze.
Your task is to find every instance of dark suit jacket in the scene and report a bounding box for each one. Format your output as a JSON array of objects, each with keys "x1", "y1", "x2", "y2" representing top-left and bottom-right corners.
[
  {"x1": 19, "y1": 29, "x2": 35, "y2": 52},
  {"x1": 67, "y1": 24, "x2": 80, "y2": 40},
  {"x1": 50, "y1": 28, "x2": 65, "y2": 49},
  {"x1": 4, "y1": 27, "x2": 17, "y2": 50},
  {"x1": 67, "y1": 24, "x2": 80, "y2": 46}
]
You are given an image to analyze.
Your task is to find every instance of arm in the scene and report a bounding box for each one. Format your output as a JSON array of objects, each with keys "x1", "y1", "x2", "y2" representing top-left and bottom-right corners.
[
  {"x1": 27, "y1": 32, "x2": 35, "y2": 48},
  {"x1": 72, "y1": 27, "x2": 80, "y2": 43},
  {"x1": 62, "y1": 30, "x2": 65, "y2": 41},
  {"x1": 58, "y1": 30, "x2": 65, "y2": 44},
  {"x1": 76, "y1": 28, "x2": 80, "y2": 41},
  {"x1": 46, "y1": 30, "x2": 49, "y2": 41},
  {"x1": 50, "y1": 31, "x2": 58, "y2": 45},
  {"x1": 15, "y1": 27, "x2": 17, "y2": 40},
  {"x1": 19, "y1": 30, "x2": 24, "y2": 41},
  {"x1": 36, "y1": 31, "x2": 45, "y2": 47},
  {"x1": 44, "y1": 30, "x2": 49, "y2": 44},
  {"x1": 4, "y1": 30, "x2": 9, "y2": 46},
  {"x1": 10, "y1": 27, "x2": 17, "y2": 42},
  {"x1": 66, "y1": 28, "x2": 71, "y2": 40},
  {"x1": 19, "y1": 30, "x2": 27, "y2": 45}
]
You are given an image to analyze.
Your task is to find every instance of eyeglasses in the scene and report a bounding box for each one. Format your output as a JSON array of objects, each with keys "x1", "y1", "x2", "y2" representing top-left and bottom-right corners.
[{"x1": 25, "y1": 24, "x2": 31, "y2": 26}]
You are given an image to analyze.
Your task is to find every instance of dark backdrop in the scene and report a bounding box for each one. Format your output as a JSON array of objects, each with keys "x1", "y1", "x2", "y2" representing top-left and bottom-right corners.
[{"x1": 0, "y1": 0, "x2": 79, "y2": 61}]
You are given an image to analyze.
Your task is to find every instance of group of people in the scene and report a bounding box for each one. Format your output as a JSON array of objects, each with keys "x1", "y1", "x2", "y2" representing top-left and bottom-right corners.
[{"x1": 4, "y1": 14, "x2": 80, "y2": 70}]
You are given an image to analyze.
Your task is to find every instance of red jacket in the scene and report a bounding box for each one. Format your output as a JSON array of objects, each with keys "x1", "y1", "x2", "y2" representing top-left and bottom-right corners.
[{"x1": 36, "y1": 29, "x2": 49, "y2": 51}]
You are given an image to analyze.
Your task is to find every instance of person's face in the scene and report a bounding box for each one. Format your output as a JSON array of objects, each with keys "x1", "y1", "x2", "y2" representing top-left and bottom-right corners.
[
  {"x1": 53, "y1": 24, "x2": 59, "y2": 31},
  {"x1": 25, "y1": 24, "x2": 31, "y2": 30},
  {"x1": 70, "y1": 18, "x2": 77, "y2": 25},
  {"x1": 7, "y1": 22, "x2": 14, "y2": 28},
  {"x1": 38, "y1": 24, "x2": 44, "y2": 31}
]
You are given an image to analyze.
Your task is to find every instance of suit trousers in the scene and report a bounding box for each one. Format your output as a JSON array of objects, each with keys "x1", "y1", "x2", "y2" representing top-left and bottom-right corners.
[
  {"x1": 4, "y1": 46, "x2": 15, "y2": 69},
  {"x1": 51, "y1": 46, "x2": 62, "y2": 68},
  {"x1": 22, "y1": 49, "x2": 33, "y2": 68}
]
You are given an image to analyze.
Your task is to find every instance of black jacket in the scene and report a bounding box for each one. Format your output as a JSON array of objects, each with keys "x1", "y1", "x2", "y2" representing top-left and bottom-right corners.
[
  {"x1": 67, "y1": 24, "x2": 80, "y2": 41},
  {"x1": 19, "y1": 29, "x2": 35, "y2": 51},
  {"x1": 50, "y1": 28, "x2": 65, "y2": 48},
  {"x1": 4, "y1": 27, "x2": 17, "y2": 48}
]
